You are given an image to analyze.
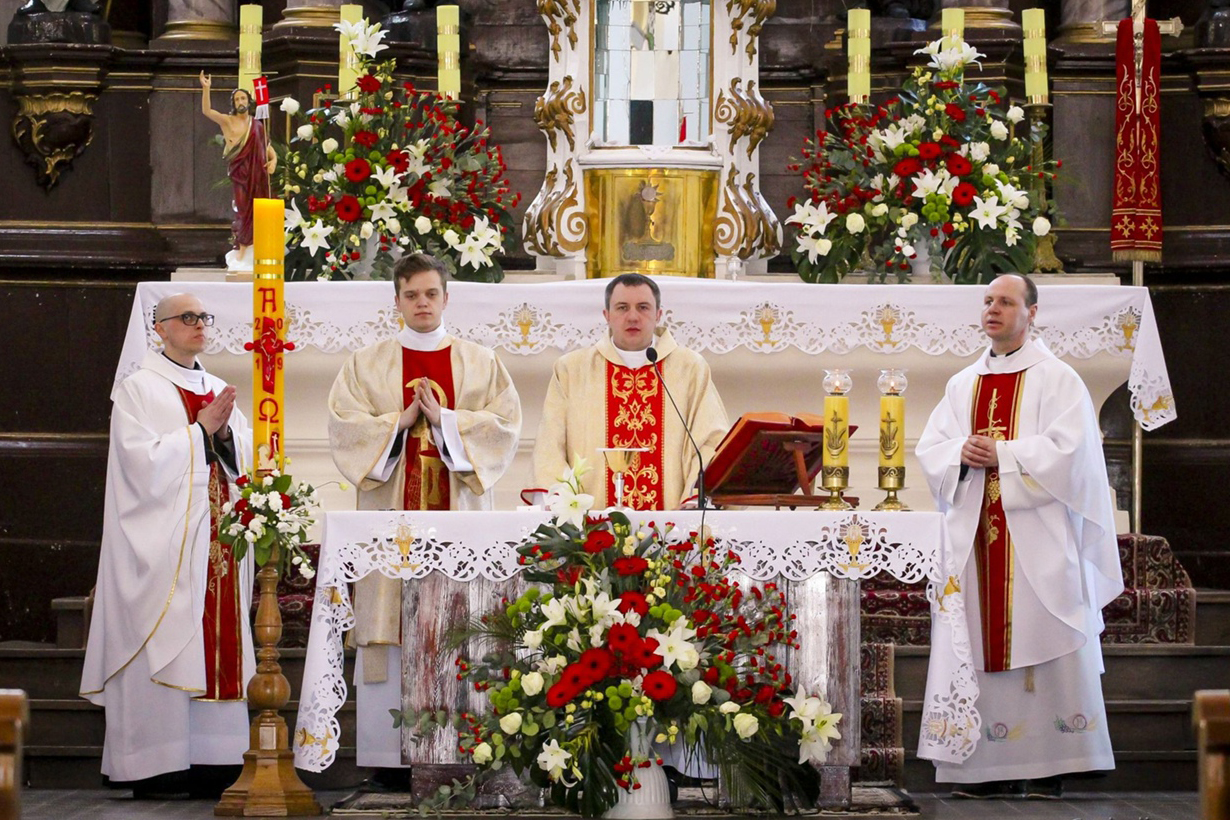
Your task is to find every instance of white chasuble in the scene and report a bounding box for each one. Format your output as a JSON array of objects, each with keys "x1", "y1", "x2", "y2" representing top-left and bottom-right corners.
[
  {"x1": 916, "y1": 338, "x2": 1121, "y2": 782},
  {"x1": 328, "y1": 335, "x2": 521, "y2": 767},
  {"x1": 533, "y1": 329, "x2": 729, "y2": 510},
  {"x1": 81, "y1": 351, "x2": 255, "y2": 782}
]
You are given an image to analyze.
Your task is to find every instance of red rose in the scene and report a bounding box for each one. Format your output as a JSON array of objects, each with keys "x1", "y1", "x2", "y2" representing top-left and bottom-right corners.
[
  {"x1": 546, "y1": 681, "x2": 577, "y2": 708},
  {"x1": 583, "y1": 529, "x2": 616, "y2": 554},
  {"x1": 578, "y1": 648, "x2": 615, "y2": 684},
  {"x1": 335, "y1": 195, "x2": 362, "y2": 222},
  {"x1": 606, "y1": 623, "x2": 641, "y2": 654},
  {"x1": 612, "y1": 556, "x2": 649, "y2": 576},
  {"x1": 946, "y1": 154, "x2": 973, "y2": 177},
  {"x1": 355, "y1": 73, "x2": 381, "y2": 93},
  {"x1": 893, "y1": 157, "x2": 922, "y2": 178},
  {"x1": 345, "y1": 158, "x2": 372, "y2": 183},
  {"x1": 951, "y1": 182, "x2": 978, "y2": 207},
  {"x1": 944, "y1": 102, "x2": 967, "y2": 122},
  {"x1": 917, "y1": 141, "x2": 942, "y2": 160},
  {"x1": 642, "y1": 670, "x2": 678, "y2": 701},
  {"x1": 352, "y1": 130, "x2": 379, "y2": 148},
  {"x1": 617, "y1": 591, "x2": 650, "y2": 617}
]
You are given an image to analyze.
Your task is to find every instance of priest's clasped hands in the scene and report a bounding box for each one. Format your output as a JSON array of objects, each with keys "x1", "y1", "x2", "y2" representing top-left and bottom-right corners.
[
  {"x1": 397, "y1": 380, "x2": 443, "y2": 431},
  {"x1": 198, "y1": 385, "x2": 236, "y2": 439},
  {"x1": 961, "y1": 434, "x2": 1000, "y2": 469}
]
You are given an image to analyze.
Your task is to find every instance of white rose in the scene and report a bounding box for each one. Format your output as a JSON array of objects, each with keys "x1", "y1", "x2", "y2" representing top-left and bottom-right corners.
[
  {"x1": 499, "y1": 713, "x2": 523, "y2": 734},
  {"x1": 280, "y1": 97, "x2": 301, "y2": 115},
  {"x1": 443, "y1": 229, "x2": 461, "y2": 247},
  {"x1": 691, "y1": 681, "x2": 712, "y2": 705},
  {"x1": 846, "y1": 212, "x2": 866, "y2": 234},
  {"x1": 871, "y1": 203, "x2": 888, "y2": 217},
  {"x1": 295, "y1": 124, "x2": 314, "y2": 140},
  {"x1": 1033, "y1": 216, "x2": 1051, "y2": 237},
  {"x1": 719, "y1": 701, "x2": 741, "y2": 714},
  {"x1": 415, "y1": 215, "x2": 432, "y2": 234},
  {"x1": 990, "y1": 121, "x2": 1009, "y2": 141},
  {"x1": 386, "y1": 220, "x2": 401, "y2": 235},
  {"x1": 521, "y1": 671, "x2": 545, "y2": 696},
  {"x1": 983, "y1": 163, "x2": 1000, "y2": 177},
  {"x1": 1006, "y1": 105, "x2": 1025, "y2": 124},
  {"x1": 321, "y1": 138, "x2": 339, "y2": 155},
  {"x1": 523, "y1": 629, "x2": 543, "y2": 649},
  {"x1": 733, "y1": 713, "x2": 759, "y2": 739},
  {"x1": 472, "y1": 741, "x2": 493, "y2": 764},
  {"x1": 901, "y1": 212, "x2": 919, "y2": 229},
  {"x1": 968, "y1": 141, "x2": 990, "y2": 162},
  {"x1": 359, "y1": 221, "x2": 374, "y2": 240}
]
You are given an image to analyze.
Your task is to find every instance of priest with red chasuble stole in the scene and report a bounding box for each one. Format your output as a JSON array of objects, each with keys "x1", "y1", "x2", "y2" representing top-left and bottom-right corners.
[
  {"x1": 81, "y1": 293, "x2": 255, "y2": 795},
  {"x1": 916, "y1": 275, "x2": 1123, "y2": 799},
  {"x1": 533, "y1": 273, "x2": 729, "y2": 510},
  {"x1": 327, "y1": 254, "x2": 522, "y2": 770}
]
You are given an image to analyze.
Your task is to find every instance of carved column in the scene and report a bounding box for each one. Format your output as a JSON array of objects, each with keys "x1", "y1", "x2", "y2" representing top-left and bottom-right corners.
[
  {"x1": 1185, "y1": 46, "x2": 1230, "y2": 183},
  {"x1": 1054, "y1": 0, "x2": 1126, "y2": 45},
  {"x1": 275, "y1": 0, "x2": 346, "y2": 31},
  {"x1": 154, "y1": 0, "x2": 237, "y2": 47},
  {"x1": 932, "y1": 0, "x2": 1019, "y2": 35}
]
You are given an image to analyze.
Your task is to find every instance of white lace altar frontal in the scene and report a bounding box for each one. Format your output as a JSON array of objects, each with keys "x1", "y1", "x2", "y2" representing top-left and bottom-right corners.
[
  {"x1": 116, "y1": 279, "x2": 1174, "y2": 430},
  {"x1": 291, "y1": 509, "x2": 978, "y2": 773}
]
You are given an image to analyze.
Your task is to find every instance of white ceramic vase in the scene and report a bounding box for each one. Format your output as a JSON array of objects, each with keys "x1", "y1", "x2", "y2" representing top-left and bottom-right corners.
[{"x1": 603, "y1": 721, "x2": 674, "y2": 820}]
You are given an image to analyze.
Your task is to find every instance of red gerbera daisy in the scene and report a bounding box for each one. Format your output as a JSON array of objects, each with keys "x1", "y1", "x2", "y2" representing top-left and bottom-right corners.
[
  {"x1": 546, "y1": 681, "x2": 577, "y2": 709},
  {"x1": 385, "y1": 149, "x2": 409, "y2": 174},
  {"x1": 917, "y1": 142, "x2": 942, "y2": 160},
  {"x1": 352, "y1": 130, "x2": 379, "y2": 148},
  {"x1": 634, "y1": 637, "x2": 663, "y2": 670},
  {"x1": 893, "y1": 157, "x2": 922, "y2": 178},
  {"x1": 578, "y1": 648, "x2": 615, "y2": 684},
  {"x1": 617, "y1": 591, "x2": 650, "y2": 617},
  {"x1": 344, "y1": 158, "x2": 371, "y2": 183},
  {"x1": 951, "y1": 182, "x2": 978, "y2": 207},
  {"x1": 946, "y1": 154, "x2": 973, "y2": 177},
  {"x1": 334, "y1": 194, "x2": 362, "y2": 222},
  {"x1": 642, "y1": 670, "x2": 678, "y2": 701},
  {"x1": 612, "y1": 556, "x2": 649, "y2": 576},
  {"x1": 606, "y1": 622, "x2": 641, "y2": 654},
  {"x1": 583, "y1": 529, "x2": 616, "y2": 554}
]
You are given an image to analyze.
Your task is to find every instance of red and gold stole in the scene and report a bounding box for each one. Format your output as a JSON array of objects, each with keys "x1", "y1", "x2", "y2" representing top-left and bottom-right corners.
[
  {"x1": 606, "y1": 362, "x2": 665, "y2": 510},
  {"x1": 970, "y1": 371, "x2": 1027, "y2": 673},
  {"x1": 1110, "y1": 18, "x2": 1162, "y2": 262},
  {"x1": 402, "y1": 346, "x2": 456, "y2": 512},
  {"x1": 176, "y1": 387, "x2": 244, "y2": 702}
]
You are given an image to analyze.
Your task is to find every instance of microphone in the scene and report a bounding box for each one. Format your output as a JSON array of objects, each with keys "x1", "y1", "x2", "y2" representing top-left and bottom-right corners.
[{"x1": 646, "y1": 346, "x2": 708, "y2": 512}]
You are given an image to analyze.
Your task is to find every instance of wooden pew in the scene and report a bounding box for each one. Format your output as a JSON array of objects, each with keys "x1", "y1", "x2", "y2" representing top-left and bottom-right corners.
[
  {"x1": 0, "y1": 690, "x2": 28, "y2": 820},
  {"x1": 1194, "y1": 690, "x2": 1230, "y2": 820}
]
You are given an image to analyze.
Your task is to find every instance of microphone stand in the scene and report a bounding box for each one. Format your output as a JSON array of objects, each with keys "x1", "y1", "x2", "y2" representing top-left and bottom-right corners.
[{"x1": 646, "y1": 346, "x2": 710, "y2": 548}]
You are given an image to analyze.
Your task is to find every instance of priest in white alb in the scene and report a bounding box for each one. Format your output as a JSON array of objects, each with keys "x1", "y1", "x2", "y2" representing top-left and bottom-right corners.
[
  {"x1": 328, "y1": 253, "x2": 522, "y2": 774},
  {"x1": 533, "y1": 273, "x2": 728, "y2": 510},
  {"x1": 80, "y1": 293, "x2": 255, "y2": 797},
  {"x1": 916, "y1": 274, "x2": 1122, "y2": 799}
]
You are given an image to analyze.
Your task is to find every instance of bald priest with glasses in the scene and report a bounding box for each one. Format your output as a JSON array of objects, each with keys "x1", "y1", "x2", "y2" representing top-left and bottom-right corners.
[{"x1": 80, "y1": 293, "x2": 257, "y2": 798}]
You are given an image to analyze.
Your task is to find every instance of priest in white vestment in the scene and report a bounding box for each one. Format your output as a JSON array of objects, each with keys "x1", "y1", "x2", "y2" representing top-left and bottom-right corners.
[
  {"x1": 916, "y1": 274, "x2": 1122, "y2": 798},
  {"x1": 328, "y1": 253, "x2": 522, "y2": 771},
  {"x1": 533, "y1": 273, "x2": 729, "y2": 510},
  {"x1": 80, "y1": 293, "x2": 255, "y2": 794}
]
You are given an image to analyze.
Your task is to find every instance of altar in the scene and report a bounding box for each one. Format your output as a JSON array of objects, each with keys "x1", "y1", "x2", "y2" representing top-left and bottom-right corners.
[{"x1": 291, "y1": 509, "x2": 975, "y2": 789}]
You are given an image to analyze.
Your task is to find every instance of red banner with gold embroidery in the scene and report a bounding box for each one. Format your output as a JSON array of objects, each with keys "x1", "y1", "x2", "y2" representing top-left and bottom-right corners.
[
  {"x1": 970, "y1": 370, "x2": 1026, "y2": 673},
  {"x1": 1110, "y1": 18, "x2": 1162, "y2": 262},
  {"x1": 606, "y1": 362, "x2": 665, "y2": 510}
]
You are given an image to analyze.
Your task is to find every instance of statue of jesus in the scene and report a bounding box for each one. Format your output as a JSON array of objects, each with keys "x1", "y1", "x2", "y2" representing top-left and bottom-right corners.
[{"x1": 199, "y1": 71, "x2": 277, "y2": 272}]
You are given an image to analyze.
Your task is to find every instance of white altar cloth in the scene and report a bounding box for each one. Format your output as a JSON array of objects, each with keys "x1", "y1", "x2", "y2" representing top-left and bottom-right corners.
[
  {"x1": 117, "y1": 280, "x2": 1174, "y2": 429},
  {"x1": 292, "y1": 509, "x2": 977, "y2": 773}
]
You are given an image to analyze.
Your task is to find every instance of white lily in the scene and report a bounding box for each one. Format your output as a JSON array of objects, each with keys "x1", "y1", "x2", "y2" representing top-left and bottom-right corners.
[
  {"x1": 646, "y1": 622, "x2": 700, "y2": 671},
  {"x1": 369, "y1": 199, "x2": 397, "y2": 223},
  {"x1": 537, "y1": 739, "x2": 572, "y2": 781},
  {"x1": 970, "y1": 195, "x2": 1007, "y2": 230},
  {"x1": 796, "y1": 234, "x2": 833, "y2": 264},
  {"x1": 300, "y1": 219, "x2": 334, "y2": 256}
]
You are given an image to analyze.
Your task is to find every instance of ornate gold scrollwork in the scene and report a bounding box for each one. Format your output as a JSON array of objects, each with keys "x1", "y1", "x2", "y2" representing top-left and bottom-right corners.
[
  {"x1": 538, "y1": 0, "x2": 580, "y2": 59},
  {"x1": 533, "y1": 76, "x2": 587, "y2": 153},
  {"x1": 726, "y1": 0, "x2": 776, "y2": 62},
  {"x1": 714, "y1": 78, "x2": 775, "y2": 159},
  {"x1": 11, "y1": 92, "x2": 96, "y2": 190},
  {"x1": 714, "y1": 165, "x2": 756, "y2": 257},
  {"x1": 744, "y1": 172, "x2": 782, "y2": 256},
  {"x1": 522, "y1": 162, "x2": 588, "y2": 257}
]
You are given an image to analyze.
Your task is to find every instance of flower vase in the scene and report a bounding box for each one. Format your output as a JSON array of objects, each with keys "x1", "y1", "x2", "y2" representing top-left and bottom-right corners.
[{"x1": 603, "y1": 721, "x2": 673, "y2": 820}]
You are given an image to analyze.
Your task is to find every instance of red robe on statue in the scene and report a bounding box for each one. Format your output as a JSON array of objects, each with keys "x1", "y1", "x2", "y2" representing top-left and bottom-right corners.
[{"x1": 225, "y1": 117, "x2": 270, "y2": 249}]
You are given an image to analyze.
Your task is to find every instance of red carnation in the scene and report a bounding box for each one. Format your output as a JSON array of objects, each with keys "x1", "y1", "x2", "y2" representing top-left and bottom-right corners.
[
  {"x1": 334, "y1": 194, "x2": 362, "y2": 222},
  {"x1": 356, "y1": 73, "x2": 381, "y2": 93},
  {"x1": 703, "y1": 666, "x2": 721, "y2": 684},
  {"x1": 946, "y1": 154, "x2": 973, "y2": 177},
  {"x1": 893, "y1": 157, "x2": 922, "y2": 178},
  {"x1": 767, "y1": 700, "x2": 786, "y2": 717},
  {"x1": 236, "y1": 475, "x2": 250, "y2": 487},
  {"x1": 613, "y1": 556, "x2": 650, "y2": 576},
  {"x1": 240, "y1": 510, "x2": 255, "y2": 527},
  {"x1": 578, "y1": 648, "x2": 615, "y2": 684},
  {"x1": 944, "y1": 103, "x2": 967, "y2": 122},
  {"x1": 352, "y1": 130, "x2": 379, "y2": 148},
  {"x1": 345, "y1": 158, "x2": 372, "y2": 183},
  {"x1": 279, "y1": 492, "x2": 292, "y2": 510},
  {"x1": 917, "y1": 142, "x2": 942, "y2": 160},
  {"x1": 583, "y1": 529, "x2": 616, "y2": 554},
  {"x1": 607, "y1": 623, "x2": 641, "y2": 654},
  {"x1": 933, "y1": 80, "x2": 959, "y2": 90},
  {"x1": 617, "y1": 591, "x2": 650, "y2": 617},
  {"x1": 234, "y1": 499, "x2": 250, "y2": 512},
  {"x1": 546, "y1": 681, "x2": 577, "y2": 709},
  {"x1": 642, "y1": 670, "x2": 678, "y2": 701},
  {"x1": 754, "y1": 684, "x2": 776, "y2": 704},
  {"x1": 557, "y1": 565, "x2": 583, "y2": 586},
  {"x1": 951, "y1": 182, "x2": 978, "y2": 207}
]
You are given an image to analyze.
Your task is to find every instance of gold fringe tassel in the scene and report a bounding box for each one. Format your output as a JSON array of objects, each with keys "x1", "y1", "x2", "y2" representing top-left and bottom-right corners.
[{"x1": 1112, "y1": 249, "x2": 1162, "y2": 263}]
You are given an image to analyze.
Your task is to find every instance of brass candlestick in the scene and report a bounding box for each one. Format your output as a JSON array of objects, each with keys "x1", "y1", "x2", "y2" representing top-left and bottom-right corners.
[{"x1": 599, "y1": 447, "x2": 649, "y2": 508}]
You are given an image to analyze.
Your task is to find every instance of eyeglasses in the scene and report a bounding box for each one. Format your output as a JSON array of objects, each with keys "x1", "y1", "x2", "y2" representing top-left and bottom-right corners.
[{"x1": 156, "y1": 312, "x2": 215, "y2": 327}]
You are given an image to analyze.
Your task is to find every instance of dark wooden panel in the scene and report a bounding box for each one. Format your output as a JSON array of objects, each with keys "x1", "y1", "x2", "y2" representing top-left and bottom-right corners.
[
  {"x1": 0, "y1": 541, "x2": 99, "y2": 644},
  {"x1": 0, "y1": 442, "x2": 108, "y2": 541}
]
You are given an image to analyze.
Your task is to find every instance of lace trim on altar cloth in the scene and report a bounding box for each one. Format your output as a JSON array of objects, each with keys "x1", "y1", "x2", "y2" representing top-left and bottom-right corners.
[
  {"x1": 117, "y1": 281, "x2": 1176, "y2": 430},
  {"x1": 291, "y1": 510, "x2": 979, "y2": 772}
]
